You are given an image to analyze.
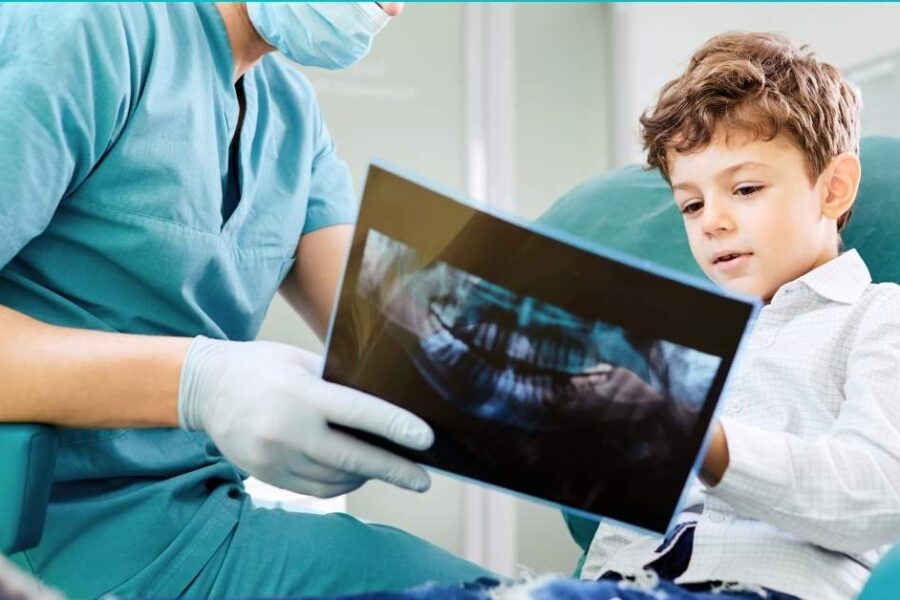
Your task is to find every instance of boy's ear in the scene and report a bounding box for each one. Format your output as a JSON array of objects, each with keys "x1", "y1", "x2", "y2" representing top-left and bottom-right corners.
[{"x1": 819, "y1": 153, "x2": 861, "y2": 222}]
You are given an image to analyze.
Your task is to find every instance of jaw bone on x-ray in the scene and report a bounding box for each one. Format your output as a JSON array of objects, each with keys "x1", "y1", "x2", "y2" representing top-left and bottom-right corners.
[
  {"x1": 336, "y1": 228, "x2": 720, "y2": 530},
  {"x1": 324, "y1": 164, "x2": 757, "y2": 533},
  {"x1": 360, "y1": 229, "x2": 718, "y2": 433}
]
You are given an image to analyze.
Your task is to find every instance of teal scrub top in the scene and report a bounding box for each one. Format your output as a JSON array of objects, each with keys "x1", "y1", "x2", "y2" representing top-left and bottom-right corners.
[{"x1": 0, "y1": 3, "x2": 355, "y2": 596}]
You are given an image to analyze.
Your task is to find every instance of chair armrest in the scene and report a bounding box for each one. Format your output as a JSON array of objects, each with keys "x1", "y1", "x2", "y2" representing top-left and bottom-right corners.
[
  {"x1": 859, "y1": 542, "x2": 900, "y2": 600},
  {"x1": 0, "y1": 425, "x2": 58, "y2": 555},
  {"x1": 562, "y1": 510, "x2": 600, "y2": 553}
]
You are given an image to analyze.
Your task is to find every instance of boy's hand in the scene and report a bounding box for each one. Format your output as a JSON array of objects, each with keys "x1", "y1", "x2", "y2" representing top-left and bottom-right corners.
[{"x1": 700, "y1": 421, "x2": 730, "y2": 486}]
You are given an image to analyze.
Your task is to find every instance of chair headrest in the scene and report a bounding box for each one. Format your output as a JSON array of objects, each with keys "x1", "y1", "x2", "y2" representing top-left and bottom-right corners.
[{"x1": 539, "y1": 136, "x2": 900, "y2": 285}]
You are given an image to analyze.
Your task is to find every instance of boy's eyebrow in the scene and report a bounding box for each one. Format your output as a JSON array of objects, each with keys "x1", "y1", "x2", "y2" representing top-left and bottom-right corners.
[
  {"x1": 720, "y1": 160, "x2": 769, "y2": 176},
  {"x1": 671, "y1": 182, "x2": 698, "y2": 192},
  {"x1": 671, "y1": 161, "x2": 769, "y2": 191}
]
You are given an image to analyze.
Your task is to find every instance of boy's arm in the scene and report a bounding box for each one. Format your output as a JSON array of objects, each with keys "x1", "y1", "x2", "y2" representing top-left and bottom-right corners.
[
  {"x1": 699, "y1": 422, "x2": 729, "y2": 485},
  {"x1": 704, "y1": 288, "x2": 900, "y2": 555}
]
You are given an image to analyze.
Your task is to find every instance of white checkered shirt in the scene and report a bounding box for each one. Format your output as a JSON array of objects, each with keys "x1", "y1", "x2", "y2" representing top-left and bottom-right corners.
[{"x1": 581, "y1": 250, "x2": 900, "y2": 600}]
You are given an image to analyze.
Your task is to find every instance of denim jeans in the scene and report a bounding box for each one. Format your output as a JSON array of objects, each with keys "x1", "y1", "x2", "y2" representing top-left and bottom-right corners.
[{"x1": 591, "y1": 525, "x2": 801, "y2": 600}]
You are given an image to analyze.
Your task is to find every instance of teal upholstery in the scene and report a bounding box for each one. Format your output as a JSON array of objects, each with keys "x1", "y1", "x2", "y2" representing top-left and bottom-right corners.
[
  {"x1": 0, "y1": 425, "x2": 57, "y2": 555},
  {"x1": 861, "y1": 542, "x2": 900, "y2": 600},
  {"x1": 540, "y1": 136, "x2": 900, "y2": 286},
  {"x1": 540, "y1": 136, "x2": 900, "y2": 596}
]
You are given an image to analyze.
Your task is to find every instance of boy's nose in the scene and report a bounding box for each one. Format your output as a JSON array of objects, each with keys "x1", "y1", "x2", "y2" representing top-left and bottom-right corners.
[{"x1": 700, "y1": 198, "x2": 735, "y2": 236}]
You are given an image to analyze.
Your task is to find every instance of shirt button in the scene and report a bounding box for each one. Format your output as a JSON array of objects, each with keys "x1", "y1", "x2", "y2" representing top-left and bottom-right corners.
[
  {"x1": 750, "y1": 333, "x2": 776, "y2": 348},
  {"x1": 727, "y1": 399, "x2": 743, "y2": 414}
]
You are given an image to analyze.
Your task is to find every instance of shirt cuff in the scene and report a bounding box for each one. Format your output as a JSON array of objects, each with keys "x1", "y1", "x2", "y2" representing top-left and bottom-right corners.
[{"x1": 706, "y1": 417, "x2": 794, "y2": 509}]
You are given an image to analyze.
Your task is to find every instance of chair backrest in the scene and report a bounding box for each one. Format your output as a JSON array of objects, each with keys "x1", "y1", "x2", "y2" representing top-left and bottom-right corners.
[
  {"x1": 541, "y1": 135, "x2": 900, "y2": 285},
  {"x1": 539, "y1": 136, "x2": 900, "y2": 551}
]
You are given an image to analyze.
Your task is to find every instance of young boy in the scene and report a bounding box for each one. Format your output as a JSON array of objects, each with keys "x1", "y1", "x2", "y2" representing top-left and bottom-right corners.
[{"x1": 579, "y1": 33, "x2": 900, "y2": 599}]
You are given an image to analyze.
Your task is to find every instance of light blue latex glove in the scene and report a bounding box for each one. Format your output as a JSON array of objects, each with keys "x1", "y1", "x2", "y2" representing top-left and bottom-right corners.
[{"x1": 178, "y1": 336, "x2": 433, "y2": 497}]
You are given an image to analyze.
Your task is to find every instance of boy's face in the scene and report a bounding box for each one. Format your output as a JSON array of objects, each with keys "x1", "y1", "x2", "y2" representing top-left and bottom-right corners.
[{"x1": 668, "y1": 131, "x2": 839, "y2": 301}]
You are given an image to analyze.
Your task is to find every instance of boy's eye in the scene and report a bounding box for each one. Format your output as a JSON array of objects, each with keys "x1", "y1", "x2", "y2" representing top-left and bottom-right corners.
[
  {"x1": 734, "y1": 185, "x2": 762, "y2": 197},
  {"x1": 680, "y1": 200, "x2": 703, "y2": 215}
]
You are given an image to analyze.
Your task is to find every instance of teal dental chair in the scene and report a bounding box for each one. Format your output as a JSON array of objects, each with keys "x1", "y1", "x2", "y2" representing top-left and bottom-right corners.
[
  {"x1": 3, "y1": 137, "x2": 900, "y2": 599},
  {"x1": 539, "y1": 136, "x2": 900, "y2": 600},
  {"x1": 1, "y1": 425, "x2": 57, "y2": 557}
]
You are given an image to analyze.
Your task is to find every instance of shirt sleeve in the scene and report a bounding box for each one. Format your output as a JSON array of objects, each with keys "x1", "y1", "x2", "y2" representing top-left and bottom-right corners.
[
  {"x1": 708, "y1": 287, "x2": 900, "y2": 554},
  {"x1": 300, "y1": 98, "x2": 358, "y2": 236},
  {"x1": 0, "y1": 4, "x2": 128, "y2": 268}
]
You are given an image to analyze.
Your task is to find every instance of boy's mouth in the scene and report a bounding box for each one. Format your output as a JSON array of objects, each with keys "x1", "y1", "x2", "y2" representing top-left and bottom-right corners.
[
  {"x1": 712, "y1": 251, "x2": 752, "y2": 264},
  {"x1": 712, "y1": 251, "x2": 753, "y2": 273}
]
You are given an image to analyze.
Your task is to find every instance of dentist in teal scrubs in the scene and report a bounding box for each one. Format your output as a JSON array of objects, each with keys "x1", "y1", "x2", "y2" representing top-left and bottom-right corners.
[{"x1": 0, "y1": 3, "x2": 490, "y2": 597}]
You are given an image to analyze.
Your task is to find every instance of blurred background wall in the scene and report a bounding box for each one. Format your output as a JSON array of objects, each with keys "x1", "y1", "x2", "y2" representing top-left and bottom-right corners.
[
  {"x1": 609, "y1": 3, "x2": 900, "y2": 166},
  {"x1": 253, "y1": 2, "x2": 900, "y2": 578}
]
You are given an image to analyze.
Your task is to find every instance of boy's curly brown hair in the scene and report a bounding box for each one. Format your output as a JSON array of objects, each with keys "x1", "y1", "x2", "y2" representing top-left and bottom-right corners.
[{"x1": 640, "y1": 32, "x2": 861, "y2": 230}]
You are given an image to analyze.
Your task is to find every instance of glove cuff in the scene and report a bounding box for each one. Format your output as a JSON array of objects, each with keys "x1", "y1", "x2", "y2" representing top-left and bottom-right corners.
[{"x1": 177, "y1": 335, "x2": 219, "y2": 431}]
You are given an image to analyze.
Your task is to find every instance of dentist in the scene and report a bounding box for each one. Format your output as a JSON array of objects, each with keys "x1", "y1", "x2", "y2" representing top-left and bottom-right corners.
[{"x1": 0, "y1": 3, "x2": 490, "y2": 597}]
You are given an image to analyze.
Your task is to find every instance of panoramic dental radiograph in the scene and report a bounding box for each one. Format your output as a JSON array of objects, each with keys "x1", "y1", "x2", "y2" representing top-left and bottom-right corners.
[
  {"x1": 328, "y1": 227, "x2": 724, "y2": 529},
  {"x1": 355, "y1": 229, "x2": 718, "y2": 436},
  {"x1": 323, "y1": 166, "x2": 755, "y2": 532}
]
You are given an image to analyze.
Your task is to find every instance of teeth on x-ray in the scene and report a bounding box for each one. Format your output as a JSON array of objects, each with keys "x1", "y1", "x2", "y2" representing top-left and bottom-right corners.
[
  {"x1": 473, "y1": 323, "x2": 488, "y2": 348},
  {"x1": 485, "y1": 324, "x2": 497, "y2": 349},
  {"x1": 420, "y1": 328, "x2": 466, "y2": 367},
  {"x1": 427, "y1": 307, "x2": 606, "y2": 379},
  {"x1": 411, "y1": 303, "x2": 629, "y2": 429},
  {"x1": 507, "y1": 332, "x2": 530, "y2": 361},
  {"x1": 362, "y1": 230, "x2": 716, "y2": 431}
]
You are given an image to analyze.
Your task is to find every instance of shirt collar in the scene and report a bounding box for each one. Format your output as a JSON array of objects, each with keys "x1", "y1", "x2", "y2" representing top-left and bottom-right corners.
[{"x1": 789, "y1": 249, "x2": 872, "y2": 305}]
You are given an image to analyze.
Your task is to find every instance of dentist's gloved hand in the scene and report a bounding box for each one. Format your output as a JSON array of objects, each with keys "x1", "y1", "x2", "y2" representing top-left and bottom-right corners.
[{"x1": 178, "y1": 336, "x2": 433, "y2": 497}]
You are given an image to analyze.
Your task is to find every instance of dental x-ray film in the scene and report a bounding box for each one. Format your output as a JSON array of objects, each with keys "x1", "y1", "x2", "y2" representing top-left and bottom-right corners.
[{"x1": 323, "y1": 164, "x2": 759, "y2": 534}]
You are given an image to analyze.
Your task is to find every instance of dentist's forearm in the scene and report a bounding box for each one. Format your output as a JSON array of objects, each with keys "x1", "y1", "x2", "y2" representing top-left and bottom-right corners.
[
  {"x1": 279, "y1": 225, "x2": 351, "y2": 341},
  {"x1": 0, "y1": 305, "x2": 189, "y2": 428}
]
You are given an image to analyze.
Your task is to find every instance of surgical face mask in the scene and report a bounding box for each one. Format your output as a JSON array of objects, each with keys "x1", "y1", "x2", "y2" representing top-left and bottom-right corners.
[{"x1": 246, "y1": 2, "x2": 390, "y2": 70}]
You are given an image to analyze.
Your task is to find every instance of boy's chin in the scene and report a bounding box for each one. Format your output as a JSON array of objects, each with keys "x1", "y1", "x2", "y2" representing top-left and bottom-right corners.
[{"x1": 713, "y1": 277, "x2": 770, "y2": 301}]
